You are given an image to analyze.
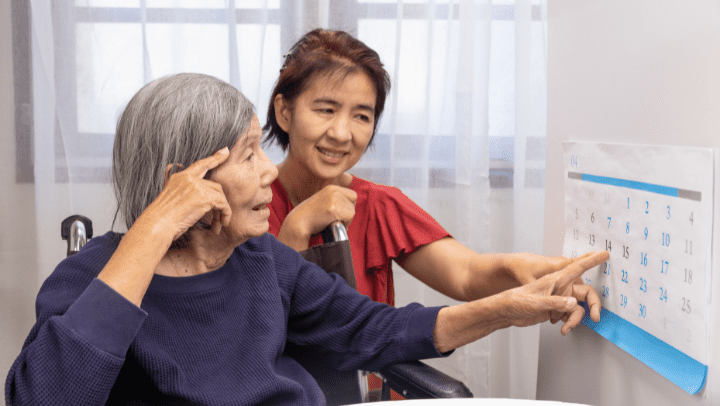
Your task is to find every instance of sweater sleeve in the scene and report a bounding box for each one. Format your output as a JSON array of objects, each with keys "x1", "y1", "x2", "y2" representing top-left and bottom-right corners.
[
  {"x1": 275, "y1": 239, "x2": 450, "y2": 372},
  {"x1": 5, "y1": 241, "x2": 147, "y2": 406}
]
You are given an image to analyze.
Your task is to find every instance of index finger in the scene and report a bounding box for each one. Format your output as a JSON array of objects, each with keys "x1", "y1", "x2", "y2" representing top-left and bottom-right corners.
[
  {"x1": 186, "y1": 147, "x2": 230, "y2": 178},
  {"x1": 554, "y1": 250, "x2": 610, "y2": 292},
  {"x1": 549, "y1": 252, "x2": 593, "y2": 272}
]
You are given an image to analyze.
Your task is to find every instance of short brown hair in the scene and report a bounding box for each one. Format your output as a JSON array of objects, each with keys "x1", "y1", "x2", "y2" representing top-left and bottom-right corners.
[{"x1": 263, "y1": 29, "x2": 391, "y2": 151}]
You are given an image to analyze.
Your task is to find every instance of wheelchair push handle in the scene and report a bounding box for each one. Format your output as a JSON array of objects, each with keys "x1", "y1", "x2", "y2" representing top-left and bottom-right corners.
[
  {"x1": 321, "y1": 220, "x2": 349, "y2": 243},
  {"x1": 61, "y1": 215, "x2": 93, "y2": 256}
]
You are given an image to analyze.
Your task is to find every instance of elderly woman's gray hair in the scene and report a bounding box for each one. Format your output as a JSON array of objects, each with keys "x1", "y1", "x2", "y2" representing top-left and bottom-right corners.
[{"x1": 112, "y1": 73, "x2": 254, "y2": 246}]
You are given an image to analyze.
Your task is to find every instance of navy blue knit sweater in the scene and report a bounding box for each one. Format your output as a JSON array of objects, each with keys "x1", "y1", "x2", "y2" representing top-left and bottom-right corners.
[{"x1": 5, "y1": 232, "x2": 445, "y2": 405}]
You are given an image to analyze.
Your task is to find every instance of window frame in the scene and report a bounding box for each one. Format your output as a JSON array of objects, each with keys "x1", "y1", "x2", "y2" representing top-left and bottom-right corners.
[{"x1": 13, "y1": 0, "x2": 33, "y2": 183}]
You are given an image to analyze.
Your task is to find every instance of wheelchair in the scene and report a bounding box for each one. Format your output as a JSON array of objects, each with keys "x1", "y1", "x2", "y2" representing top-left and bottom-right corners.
[{"x1": 62, "y1": 215, "x2": 473, "y2": 404}]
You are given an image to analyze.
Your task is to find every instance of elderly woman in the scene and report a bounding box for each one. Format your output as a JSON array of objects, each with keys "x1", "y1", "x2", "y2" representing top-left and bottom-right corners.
[{"x1": 6, "y1": 73, "x2": 608, "y2": 406}]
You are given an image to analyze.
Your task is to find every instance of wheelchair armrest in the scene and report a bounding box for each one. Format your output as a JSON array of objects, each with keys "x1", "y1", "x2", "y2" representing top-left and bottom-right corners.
[{"x1": 377, "y1": 360, "x2": 473, "y2": 399}]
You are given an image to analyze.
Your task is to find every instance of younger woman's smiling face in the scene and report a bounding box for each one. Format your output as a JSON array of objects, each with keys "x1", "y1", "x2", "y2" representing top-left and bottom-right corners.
[{"x1": 276, "y1": 70, "x2": 377, "y2": 182}]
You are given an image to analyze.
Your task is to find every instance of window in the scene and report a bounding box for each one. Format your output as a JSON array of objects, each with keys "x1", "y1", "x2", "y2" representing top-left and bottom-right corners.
[
  {"x1": 17, "y1": 0, "x2": 546, "y2": 189},
  {"x1": 21, "y1": 0, "x2": 286, "y2": 183}
]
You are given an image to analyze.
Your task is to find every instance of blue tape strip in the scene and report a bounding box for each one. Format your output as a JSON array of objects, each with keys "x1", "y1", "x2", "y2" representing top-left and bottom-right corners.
[
  {"x1": 580, "y1": 302, "x2": 707, "y2": 394},
  {"x1": 580, "y1": 174, "x2": 678, "y2": 197}
]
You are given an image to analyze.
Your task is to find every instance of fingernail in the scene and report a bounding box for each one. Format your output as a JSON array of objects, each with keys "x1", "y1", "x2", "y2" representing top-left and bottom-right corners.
[
  {"x1": 218, "y1": 147, "x2": 229, "y2": 154},
  {"x1": 567, "y1": 298, "x2": 577, "y2": 307}
]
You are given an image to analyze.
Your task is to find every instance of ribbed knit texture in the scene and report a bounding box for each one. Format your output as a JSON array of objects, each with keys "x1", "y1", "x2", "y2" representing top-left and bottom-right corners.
[{"x1": 6, "y1": 232, "x2": 445, "y2": 405}]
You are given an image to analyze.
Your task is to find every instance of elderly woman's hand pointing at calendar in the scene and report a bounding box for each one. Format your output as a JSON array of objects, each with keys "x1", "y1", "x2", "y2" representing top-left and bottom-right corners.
[
  {"x1": 491, "y1": 251, "x2": 609, "y2": 331},
  {"x1": 498, "y1": 251, "x2": 610, "y2": 335},
  {"x1": 432, "y1": 250, "x2": 610, "y2": 354}
]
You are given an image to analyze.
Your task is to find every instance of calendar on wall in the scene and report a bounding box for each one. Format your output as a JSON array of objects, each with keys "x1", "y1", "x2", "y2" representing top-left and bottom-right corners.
[{"x1": 562, "y1": 142, "x2": 713, "y2": 395}]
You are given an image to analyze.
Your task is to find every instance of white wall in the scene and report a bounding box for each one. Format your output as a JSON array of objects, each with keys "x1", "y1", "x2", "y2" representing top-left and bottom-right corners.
[
  {"x1": 540, "y1": 1, "x2": 720, "y2": 405},
  {"x1": 0, "y1": 3, "x2": 39, "y2": 406}
]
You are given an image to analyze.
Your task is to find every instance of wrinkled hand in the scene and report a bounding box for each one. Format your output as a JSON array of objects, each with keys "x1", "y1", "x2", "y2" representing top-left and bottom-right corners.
[
  {"x1": 280, "y1": 184, "x2": 357, "y2": 250},
  {"x1": 503, "y1": 252, "x2": 605, "y2": 330},
  {"x1": 139, "y1": 148, "x2": 232, "y2": 241},
  {"x1": 496, "y1": 250, "x2": 609, "y2": 335}
]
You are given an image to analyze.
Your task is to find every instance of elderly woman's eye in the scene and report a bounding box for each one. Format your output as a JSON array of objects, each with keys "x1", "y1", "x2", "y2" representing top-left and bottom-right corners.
[{"x1": 246, "y1": 152, "x2": 255, "y2": 162}]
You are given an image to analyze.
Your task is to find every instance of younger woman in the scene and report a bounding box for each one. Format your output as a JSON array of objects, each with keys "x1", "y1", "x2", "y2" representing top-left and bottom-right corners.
[{"x1": 264, "y1": 29, "x2": 599, "y2": 320}]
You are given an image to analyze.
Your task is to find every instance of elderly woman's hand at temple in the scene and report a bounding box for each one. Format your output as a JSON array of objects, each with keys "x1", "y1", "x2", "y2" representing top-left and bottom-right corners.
[
  {"x1": 97, "y1": 147, "x2": 236, "y2": 307},
  {"x1": 140, "y1": 147, "x2": 232, "y2": 241}
]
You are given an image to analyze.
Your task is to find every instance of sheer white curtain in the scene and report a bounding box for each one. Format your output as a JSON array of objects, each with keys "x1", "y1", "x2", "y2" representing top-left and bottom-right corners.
[{"x1": 26, "y1": 0, "x2": 547, "y2": 399}]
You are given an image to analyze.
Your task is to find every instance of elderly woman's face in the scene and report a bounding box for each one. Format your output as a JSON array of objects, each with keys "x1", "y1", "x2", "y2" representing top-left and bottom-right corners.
[
  {"x1": 281, "y1": 71, "x2": 377, "y2": 181},
  {"x1": 209, "y1": 115, "x2": 278, "y2": 243}
]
